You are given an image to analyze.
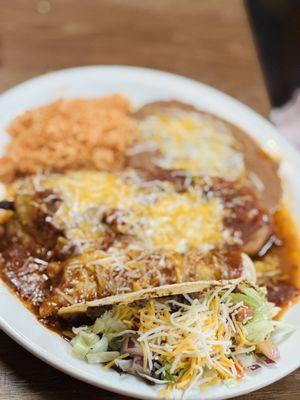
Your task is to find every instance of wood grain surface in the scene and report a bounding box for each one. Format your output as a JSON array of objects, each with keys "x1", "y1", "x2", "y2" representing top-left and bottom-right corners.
[{"x1": 0, "y1": 1, "x2": 298, "y2": 399}]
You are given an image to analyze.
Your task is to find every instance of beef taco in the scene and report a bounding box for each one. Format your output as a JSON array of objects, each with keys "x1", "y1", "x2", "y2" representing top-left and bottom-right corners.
[{"x1": 60, "y1": 279, "x2": 286, "y2": 395}]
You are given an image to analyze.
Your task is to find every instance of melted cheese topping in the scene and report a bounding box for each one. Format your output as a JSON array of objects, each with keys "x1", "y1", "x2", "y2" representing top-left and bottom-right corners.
[
  {"x1": 254, "y1": 255, "x2": 285, "y2": 288},
  {"x1": 133, "y1": 110, "x2": 245, "y2": 180},
  {"x1": 41, "y1": 170, "x2": 228, "y2": 253}
]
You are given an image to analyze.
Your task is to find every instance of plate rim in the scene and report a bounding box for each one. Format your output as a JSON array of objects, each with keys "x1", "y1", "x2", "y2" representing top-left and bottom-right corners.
[
  {"x1": 1, "y1": 311, "x2": 299, "y2": 400},
  {"x1": 0, "y1": 65, "x2": 299, "y2": 400},
  {"x1": 0, "y1": 65, "x2": 299, "y2": 164}
]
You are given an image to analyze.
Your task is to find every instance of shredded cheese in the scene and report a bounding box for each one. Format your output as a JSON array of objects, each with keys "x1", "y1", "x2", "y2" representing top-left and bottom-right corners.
[
  {"x1": 40, "y1": 170, "x2": 228, "y2": 253},
  {"x1": 70, "y1": 282, "x2": 280, "y2": 396},
  {"x1": 134, "y1": 110, "x2": 245, "y2": 180},
  {"x1": 109, "y1": 284, "x2": 254, "y2": 391}
]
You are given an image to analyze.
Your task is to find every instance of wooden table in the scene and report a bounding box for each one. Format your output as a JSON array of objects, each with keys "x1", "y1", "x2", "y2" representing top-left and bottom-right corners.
[{"x1": 0, "y1": 1, "x2": 298, "y2": 399}]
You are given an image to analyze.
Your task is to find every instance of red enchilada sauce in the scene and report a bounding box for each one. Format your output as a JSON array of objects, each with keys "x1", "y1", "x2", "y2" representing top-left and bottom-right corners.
[
  {"x1": 0, "y1": 99, "x2": 299, "y2": 333},
  {"x1": 0, "y1": 203, "x2": 299, "y2": 334}
]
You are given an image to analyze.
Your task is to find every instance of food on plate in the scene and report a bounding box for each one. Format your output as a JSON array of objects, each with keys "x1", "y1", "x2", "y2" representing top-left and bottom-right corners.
[
  {"x1": 0, "y1": 94, "x2": 299, "y2": 395},
  {"x1": 0, "y1": 169, "x2": 258, "y2": 318},
  {"x1": 0, "y1": 95, "x2": 137, "y2": 182},
  {"x1": 61, "y1": 280, "x2": 286, "y2": 395},
  {"x1": 131, "y1": 101, "x2": 282, "y2": 212}
]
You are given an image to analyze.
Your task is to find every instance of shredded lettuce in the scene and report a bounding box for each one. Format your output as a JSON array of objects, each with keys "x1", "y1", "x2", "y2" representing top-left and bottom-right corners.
[
  {"x1": 90, "y1": 335, "x2": 109, "y2": 353},
  {"x1": 86, "y1": 351, "x2": 120, "y2": 364},
  {"x1": 231, "y1": 286, "x2": 268, "y2": 312},
  {"x1": 230, "y1": 284, "x2": 276, "y2": 344},
  {"x1": 71, "y1": 331, "x2": 99, "y2": 359},
  {"x1": 71, "y1": 316, "x2": 121, "y2": 363},
  {"x1": 164, "y1": 371, "x2": 176, "y2": 382},
  {"x1": 162, "y1": 362, "x2": 176, "y2": 382},
  {"x1": 92, "y1": 310, "x2": 127, "y2": 339},
  {"x1": 244, "y1": 314, "x2": 274, "y2": 344},
  {"x1": 69, "y1": 281, "x2": 286, "y2": 393}
]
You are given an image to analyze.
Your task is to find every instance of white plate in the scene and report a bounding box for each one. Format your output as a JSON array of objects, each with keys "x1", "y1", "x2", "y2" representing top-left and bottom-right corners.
[{"x1": 0, "y1": 66, "x2": 299, "y2": 400}]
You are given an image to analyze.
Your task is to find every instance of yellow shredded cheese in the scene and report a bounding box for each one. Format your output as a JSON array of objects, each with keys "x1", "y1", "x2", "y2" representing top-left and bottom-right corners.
[
  {"x1": 104, "y1": 353, "x2": 129, "y2": 369},
  {"x1": 39, "y1": 170, "x2": 228, "y2": 253},
  {"x1": 71, "y1": 282, "x2": 278, "y2": 395},
  {"x1": 134, "y1": 111, "x2": 245, "y2": 180},
  {"x1": 111, "y1": 283, "x2": 249, "y2": 391}
]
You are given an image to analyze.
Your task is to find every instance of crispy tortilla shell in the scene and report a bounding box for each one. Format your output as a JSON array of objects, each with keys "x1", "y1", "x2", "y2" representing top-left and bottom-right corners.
[{"x1": 58, "y1": 278, "x2": 240, "y2": 319}]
